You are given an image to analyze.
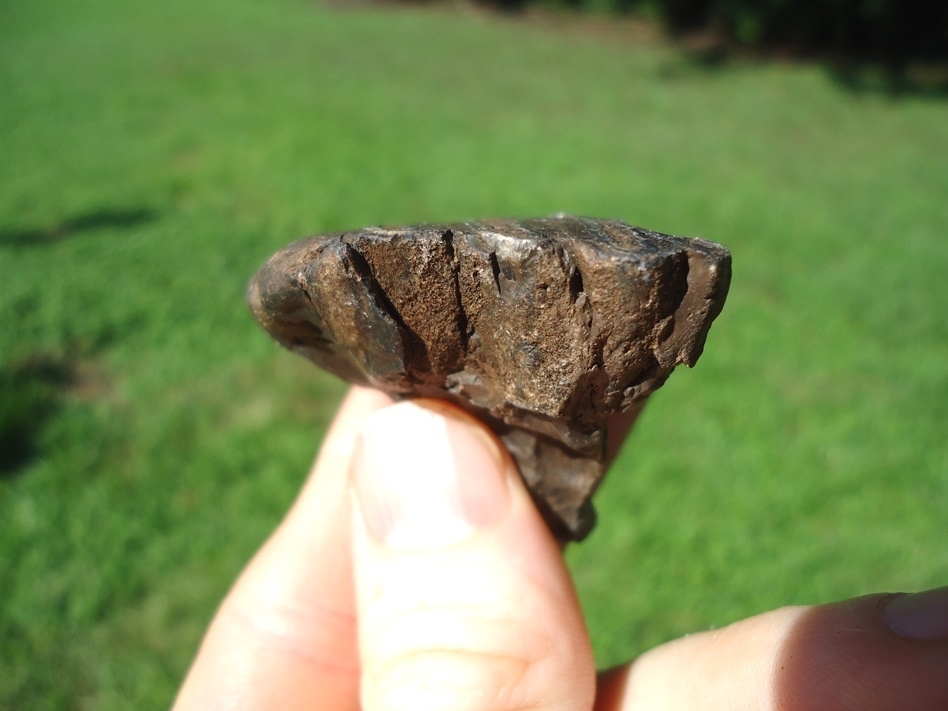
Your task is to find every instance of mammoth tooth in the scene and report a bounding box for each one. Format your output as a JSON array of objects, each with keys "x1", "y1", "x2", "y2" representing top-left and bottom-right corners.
[{"x1": 248, "y1": 215, "x2": 731, "y2": 542}]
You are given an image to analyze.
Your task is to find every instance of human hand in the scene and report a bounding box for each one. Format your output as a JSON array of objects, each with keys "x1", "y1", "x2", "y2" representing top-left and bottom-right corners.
[{"x1": 174, "y1": 386, "x2": 948, "y2": 710}]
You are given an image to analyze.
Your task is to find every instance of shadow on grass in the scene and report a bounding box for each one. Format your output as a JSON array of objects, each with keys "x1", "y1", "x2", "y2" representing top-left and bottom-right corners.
[
  {"x1": 659, "y1": 41, "x2": 948, "y2": 99},
  {"x1": 826, "y1": 63, "x2": 948, "y2": 99},
  {"x1": 0, "y1": 355, "x2": 79, "y2": 478},
  {"x1": 0, "y1": 207, "x2": 159, "y2": 248}
]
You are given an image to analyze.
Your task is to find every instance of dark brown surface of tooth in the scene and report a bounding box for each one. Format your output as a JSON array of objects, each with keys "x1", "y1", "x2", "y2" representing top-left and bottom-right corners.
[{"x1": 248, "y1": 215, "x2": 731, "y2": 541}]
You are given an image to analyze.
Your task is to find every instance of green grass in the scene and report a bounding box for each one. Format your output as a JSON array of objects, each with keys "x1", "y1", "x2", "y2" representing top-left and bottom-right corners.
[{"x1": 1, "y1": 0, "x2": 946, "y2": 706}]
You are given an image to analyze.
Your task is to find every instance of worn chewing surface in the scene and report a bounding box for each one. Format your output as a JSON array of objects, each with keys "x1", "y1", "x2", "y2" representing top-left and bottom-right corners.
[{"x1": 248, "y1": 215, "x2": 731, "y2": 540}]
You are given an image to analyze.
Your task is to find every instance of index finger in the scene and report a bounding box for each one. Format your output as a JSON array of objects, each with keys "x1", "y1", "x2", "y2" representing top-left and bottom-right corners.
[{"x1": 173, "y1": 386, "x2": 393, "y2": 711}]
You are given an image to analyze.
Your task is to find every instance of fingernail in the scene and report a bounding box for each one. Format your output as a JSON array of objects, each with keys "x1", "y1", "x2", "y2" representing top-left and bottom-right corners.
[
  {"x1": 884, "y1": 586, "x2": 948, "y2": 642},
  {"x1": 352, "y1": 401, "x2": 510, "y2": 550}
]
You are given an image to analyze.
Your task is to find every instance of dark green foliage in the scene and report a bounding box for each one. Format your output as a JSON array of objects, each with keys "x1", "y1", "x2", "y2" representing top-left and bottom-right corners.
[
  {"x1": 491, "y1": 0, "x2": 948, "y2": 66},
  {"x1": 669, "y1": 0, "x2": 947, "y2": 65}
]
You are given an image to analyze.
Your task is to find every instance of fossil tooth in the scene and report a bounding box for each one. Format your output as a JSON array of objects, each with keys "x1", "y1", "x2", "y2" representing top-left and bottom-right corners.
[{"x1": 248, "y1": 215, "x2": 731, "y2": 541}]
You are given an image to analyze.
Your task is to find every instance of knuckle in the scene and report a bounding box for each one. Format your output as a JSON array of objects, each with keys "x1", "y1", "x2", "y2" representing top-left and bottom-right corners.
[
  {"x1": 364, "y1": 647, "x2": 533, "y2": 711},
  {"x1": 362, "y1": 605, "x2": 591, "y2": 711},
  {"x1": 362, "y1": 605, "x2": 554, "y2": 711},
  {"x1": 224, "y1": 589, "x2": 358, "y2": 673}
]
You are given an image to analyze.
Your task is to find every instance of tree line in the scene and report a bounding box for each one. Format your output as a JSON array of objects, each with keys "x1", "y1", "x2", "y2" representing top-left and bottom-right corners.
[{"x1": 489, "y1": 0, "x2": 948, "y2": 67}]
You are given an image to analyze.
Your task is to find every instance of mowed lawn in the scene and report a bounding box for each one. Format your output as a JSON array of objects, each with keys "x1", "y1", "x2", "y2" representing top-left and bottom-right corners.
[{"x1": 1, "y1": 0, "x2": 946, "y2": 706}]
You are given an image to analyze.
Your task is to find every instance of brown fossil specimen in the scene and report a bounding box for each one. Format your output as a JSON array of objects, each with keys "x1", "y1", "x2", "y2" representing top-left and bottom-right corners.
[{"x1": 248, "y1": 215, "x2": 731, "y2": 541}]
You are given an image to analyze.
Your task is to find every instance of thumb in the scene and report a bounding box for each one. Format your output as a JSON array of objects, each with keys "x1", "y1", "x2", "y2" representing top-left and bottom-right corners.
[{"x1": 350, "y1": 400, "x2": 596, "y2": 711}]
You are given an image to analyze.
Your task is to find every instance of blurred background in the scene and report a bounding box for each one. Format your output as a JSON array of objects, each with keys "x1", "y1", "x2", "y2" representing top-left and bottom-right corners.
[{"x1": 1, "y1": 0, "x2": 945, "y2": 707}]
